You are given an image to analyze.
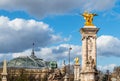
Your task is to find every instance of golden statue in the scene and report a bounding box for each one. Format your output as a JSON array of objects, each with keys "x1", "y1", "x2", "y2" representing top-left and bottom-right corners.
[
  {"x1": 74, "y1": 57, "x2": 79, "y2": 65},
  {"x1": 82, "y1": 11, "x2": 97, "y2": 26}
]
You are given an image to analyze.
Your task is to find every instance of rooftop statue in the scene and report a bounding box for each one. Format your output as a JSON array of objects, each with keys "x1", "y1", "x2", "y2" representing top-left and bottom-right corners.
[
  {"x1": 74, "y1": 57, "x2": 79, "y2": 65},
  {"x1": 82, "y1": 11, "x2": 97, "y2": 26}
]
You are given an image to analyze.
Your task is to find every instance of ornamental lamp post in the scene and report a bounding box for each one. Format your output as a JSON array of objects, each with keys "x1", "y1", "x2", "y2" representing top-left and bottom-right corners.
[{"x1": 68, "y1": 47, "x2": 72, "y2": 81}]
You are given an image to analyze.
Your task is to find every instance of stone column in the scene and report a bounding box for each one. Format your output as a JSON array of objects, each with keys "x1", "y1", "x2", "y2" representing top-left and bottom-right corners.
[
  {"x1": 80, "y1": 26, "x2": 99, "y2": 81},
  {"x1": 74, "y1": 64, "x2": 80, "y2": 81},
  {"x1": 81, "y1": 36, "x2": 87, "y2": 71}
]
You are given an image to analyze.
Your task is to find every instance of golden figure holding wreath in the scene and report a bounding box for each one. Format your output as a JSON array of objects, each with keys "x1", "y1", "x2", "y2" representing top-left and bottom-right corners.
[
  {"x1": 74, "y1": 57, "x2": 79, "y2": 65},
  {"x1": 82, "y1": 11, "x2": 97, "y2": 26}
]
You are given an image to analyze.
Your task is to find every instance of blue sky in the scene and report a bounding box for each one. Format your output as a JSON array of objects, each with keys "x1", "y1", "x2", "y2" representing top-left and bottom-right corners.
[{"x1": 0, "y1": 0, "x2": 120, "y2": 71}]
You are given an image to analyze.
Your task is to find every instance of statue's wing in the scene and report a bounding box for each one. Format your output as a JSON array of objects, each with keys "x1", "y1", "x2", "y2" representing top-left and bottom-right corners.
[
  {"x1": 78, "y1": 13, "x2": 85, "y2": 16},
  {"x1": 93, "y1": 13, "x2": 98, "y2": 16}
]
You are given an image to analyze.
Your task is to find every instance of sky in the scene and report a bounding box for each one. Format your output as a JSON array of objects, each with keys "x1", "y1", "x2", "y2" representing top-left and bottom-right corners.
[{"x1": 0, "y1": 0, "x2": 120, "y2": 72}]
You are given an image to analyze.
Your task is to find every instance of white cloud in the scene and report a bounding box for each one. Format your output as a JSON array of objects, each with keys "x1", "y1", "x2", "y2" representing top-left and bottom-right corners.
[
  {"x1": 35, "y1": 35, "x2": 120, "y2": 62},
  {"x1": 0, "y1": 44, "x2": 81, "y2": 63},
  {"x1": 0, "y1": 34, "x2": 120, "y2": 71},
  {"x1": 0, "y1": 53, "x2": 12, "y2": 61},
  {"x1": 98, "y1": 64, "x2": 117, "y2": 72},
  {"x1": 97, "y1": 35, "x2": 120, "y2": 57},
  {"x1": 0, "y1": 0, "x2": 117, "y2": 18},
  {"x1": 0, "y1": 16, "x2": 65, "y2": 53},
  {"x1": 1, "y1": 35, "x2": 120, "y2": 62}
]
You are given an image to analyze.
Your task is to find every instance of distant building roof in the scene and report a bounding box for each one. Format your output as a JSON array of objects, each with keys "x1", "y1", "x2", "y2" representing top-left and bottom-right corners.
[
  {"x1": 0, "y1": 55, "x2": 50, "y2": 69},
  {"x1": 0, "y1": 43, "x2": 49, "y2": 68},
  {"x1": 0, "y1": 44, "x2": 58, "y2": 69},
  {"x1": 8, "y1": 55, "x2": 48, "y2": 69}
]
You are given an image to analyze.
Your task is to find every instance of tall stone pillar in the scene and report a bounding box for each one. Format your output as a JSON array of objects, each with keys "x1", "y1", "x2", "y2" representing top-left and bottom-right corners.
[
  {"x1": 80, "y1": 26, "x2": 99, "y2": 81},
  {"x1": 74, "y1": 64, "x2": 80, "y2": 81},
  {"x1": 80, "y1": 12, "x2": 99, "y2": 81},
  {"x1": 1, "y1": 59, "x2": 7, "y2": 81},
  {"x1": 74, "y1": 57, "x2": 80, "y2": 81}
]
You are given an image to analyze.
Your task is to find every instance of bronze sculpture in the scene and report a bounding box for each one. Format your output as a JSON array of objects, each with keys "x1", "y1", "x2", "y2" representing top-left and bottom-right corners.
[{"x1": 82, "y1": 11, "x2": 97, "y2": 26}]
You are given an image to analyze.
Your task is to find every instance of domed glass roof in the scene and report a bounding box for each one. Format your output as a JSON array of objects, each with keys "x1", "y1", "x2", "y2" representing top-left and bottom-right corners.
[
  {"x1": 0, "y1": 45, "x2": 51, "y2": 69},
  {"x1": 7, "y1": 55, "x2": 48, "y2": 69}
]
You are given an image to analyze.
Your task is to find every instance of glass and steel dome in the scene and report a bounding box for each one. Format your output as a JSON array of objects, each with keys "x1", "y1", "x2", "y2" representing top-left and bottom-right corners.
[
  {"x1": 0, "y1": 44, "x2": 51, "y2": 69},
  {"x1": 7, "y1": 55, "x2": 48, "y2": 69},
  {"x1": 7, "y1": 47, "x2": 50, "y2": 69},
  {"x1": 0, "y1": 44, "x2": 58, "y2": 69}
]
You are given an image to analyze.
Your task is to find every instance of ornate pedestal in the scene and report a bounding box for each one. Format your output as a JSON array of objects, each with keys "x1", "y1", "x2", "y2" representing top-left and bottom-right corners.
[{"x1": 74, "y1": 64, "x2": 80, "y2": 81}]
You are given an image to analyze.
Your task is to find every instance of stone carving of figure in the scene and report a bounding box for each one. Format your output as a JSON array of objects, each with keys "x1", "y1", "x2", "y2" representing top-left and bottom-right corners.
[
  {"x1": 48, "y1": 74, "x2": 54, "y2": 81},
  {"x1": 62, "y1": 60, "x2": 66, "y2": 67},
  {"x1": 87, "y1": 56, "x2": 95, "y2": 70},
  {"x1": 48, "y1": 69, "x2": 62, "y2": 81},
  {"x1": 61, "y1": 60, "x2": 66, "y2": 76},
  {"x1": 82, "y1": 11, "x2": 97, "y2": 26},
  {"x1": 74, "y1": 57, "x2": 79, "y2": 65}
]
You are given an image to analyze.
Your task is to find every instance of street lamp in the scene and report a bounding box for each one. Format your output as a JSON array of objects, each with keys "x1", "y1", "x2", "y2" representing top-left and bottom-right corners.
[{"x1": 68, "y1": 47, "x2": 72, "y2": 81}]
